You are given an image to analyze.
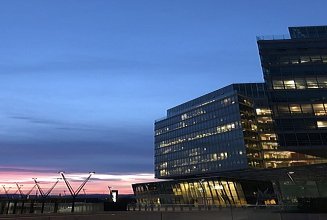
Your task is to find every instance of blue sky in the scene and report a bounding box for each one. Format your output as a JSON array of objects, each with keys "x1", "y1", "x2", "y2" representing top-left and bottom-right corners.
[{"x1": 1, "y1": 0, "x2": 327, "y2": 175}]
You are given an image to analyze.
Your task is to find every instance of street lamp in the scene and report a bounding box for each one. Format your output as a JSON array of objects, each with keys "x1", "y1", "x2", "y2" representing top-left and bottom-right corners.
[
  {"x1": 59, "y1": 171, "x2": 95, "y2": 212},
  {"x1": 2, "y1": 185, "x2": 12, "y2": 199},
  {"x1": 108, "y1": 186, "x2": 113, "y2": 202}
]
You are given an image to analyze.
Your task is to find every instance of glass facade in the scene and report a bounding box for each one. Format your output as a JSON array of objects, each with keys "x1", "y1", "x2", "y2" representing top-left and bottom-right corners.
[
  {"x1": 258, "y1": 25, "x2": 327, "y2": 158},
  {"x1": 134, "y1": 26, "x2": 327, "y2": 207},
  {"x1": 133, "y1": 177, "x2": 276, "y2": 206},
  {"x1": 155, "y1": 81, "x2": 326, "y2": 179},
  {"x1": 289, "y1": 26, "x2": 327, "y2": 39},
  {"x1": 154, "y1": 84, "x2": 270, "y2": 179}
]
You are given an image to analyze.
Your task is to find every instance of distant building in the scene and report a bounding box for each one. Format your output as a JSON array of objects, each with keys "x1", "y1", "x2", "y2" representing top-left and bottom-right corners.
[{"x1": 133, "y1": 26, "x2": 327, "y2": 207}]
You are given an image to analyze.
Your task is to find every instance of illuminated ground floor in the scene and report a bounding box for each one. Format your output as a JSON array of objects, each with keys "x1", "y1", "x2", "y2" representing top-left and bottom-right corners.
[
  {"x1": 132, "y1": 164, "x2": 327, "y2": 207},
  {"x1": 133, "y1": 177, "x2": 276, "y2": 206}
]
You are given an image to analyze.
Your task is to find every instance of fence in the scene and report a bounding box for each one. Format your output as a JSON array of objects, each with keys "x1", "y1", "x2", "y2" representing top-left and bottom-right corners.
[
  {"x1": 0, "y1": 198, "x2": 104, "y2": 215},
  {"x1": 127, "y1": 203, "x2": 297, "y2": 212}
]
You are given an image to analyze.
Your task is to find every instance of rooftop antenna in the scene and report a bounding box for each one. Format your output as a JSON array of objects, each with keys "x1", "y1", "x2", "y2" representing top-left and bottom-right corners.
[{"x1": 59, "y1": 171, "x2": 95, "y2": 212}]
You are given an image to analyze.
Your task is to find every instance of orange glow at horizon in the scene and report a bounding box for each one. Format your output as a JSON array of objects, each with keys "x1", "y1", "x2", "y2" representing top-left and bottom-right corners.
[{"x1": 0, "y1": 170, "x2": 157, "y2": 195}]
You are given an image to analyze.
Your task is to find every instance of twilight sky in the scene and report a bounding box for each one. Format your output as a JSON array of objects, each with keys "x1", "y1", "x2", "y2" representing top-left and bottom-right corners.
[{"x1": 1, "y1": 0, "x2": 327, "y2": 194}]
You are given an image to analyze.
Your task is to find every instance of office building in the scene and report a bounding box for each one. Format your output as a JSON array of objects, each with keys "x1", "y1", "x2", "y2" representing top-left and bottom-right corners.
[
  {"x1": 133, "y1": 26, "x2": 327, "y2": 207},
  {"x1": 257, "y1": 26, "x2": 327, "y2": 157}
]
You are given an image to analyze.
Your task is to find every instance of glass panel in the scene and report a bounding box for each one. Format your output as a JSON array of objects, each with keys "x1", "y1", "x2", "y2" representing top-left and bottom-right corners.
[
  {"x1": 278, "y1": 105, "x2": 290, "y2": 115},
  {"x1": 311, "y1": 56, "x2": 322, "y2": 62},
  {"x1": 295, "y1": 78, "x2": 306, "y2": 89},
  {"x1": 317, "y1": 77, "x2": 327, "y2": 88},
  {"x1": 228, "y1": 182, "x2": 239, "y2": 205},
  {"x1": 317, "y1": 121, "x2": 327, "y2": 128},
  {"x1": 322, "y1": 55, "x2": 327, "y2": 63},
  {"x1": 256, "y1": 108, "x2": 272, "y2": 115},
  {"x1": 284, "y1": 80, "x2": 296, "y2": 89},
  {"x1": 279, "y1": 57, "x2": 289, "y2": 65},
  {"x1": 299, "y1": 56, "x2": 310, "y2": 63},
  {"x1": 273, "y1": 80, "x2": 284, "y2": 89},
  {"x1": 313, "y1": 104, "x2": 326, "y2": 116},
  {"x1": 301, "y1": 104, "x2": 313, "y2": 114},
  {"x1": 289, "y1": 104, "x2": 301, "y2": 114},
  {"x1": 306, "y1": 78, "x2": 318, "y2": 88},
  {"x1": 290, "y1": 57, "x2": 300, "y2": 64}
]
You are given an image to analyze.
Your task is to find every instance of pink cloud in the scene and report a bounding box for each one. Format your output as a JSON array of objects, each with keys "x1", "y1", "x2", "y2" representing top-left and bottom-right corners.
[{"x1": 0, "y1": 169, "x2": 156, "y2": 195}]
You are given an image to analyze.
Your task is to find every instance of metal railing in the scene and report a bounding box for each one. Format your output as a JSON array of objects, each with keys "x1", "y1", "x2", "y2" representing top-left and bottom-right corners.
[
  {"x1": 127, "y1": 203, "x2": 297, "y2": 212},
  {"x1": 256, "y1": 34, "x2": 291, "y2": 41}
]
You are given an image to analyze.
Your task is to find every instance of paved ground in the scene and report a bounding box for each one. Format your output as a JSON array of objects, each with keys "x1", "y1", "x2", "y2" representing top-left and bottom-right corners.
[{"x1": 0, "y1": 210, "x2": 326, "y2": 220}]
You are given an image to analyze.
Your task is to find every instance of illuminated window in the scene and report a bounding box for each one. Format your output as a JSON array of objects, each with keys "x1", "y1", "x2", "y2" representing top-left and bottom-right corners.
[
  {"x1": 262, "y1": 142, "x2": 278, "y2": 150},
  {"x1": 273, "y1": 80, "x2": 284, "y2": 89},
  {"x1": 300, "y1": 56, "x2": 310, "y2": 63},
  {"x1": 289, "y1": 104, "x2": 301, "y2": 114},
  {"x1": 322, "y1": 55, "x2": 327, "y2": 63},
  {"x1": 290, "y1": 57, "x2": 299, "y2": 64},
  {"x1": 301, "y1": 104, "x2": 313, "y2": 114},
  {"x1": 256, "y1": 108, "x2": 272, "y2": 115},
  {"x1": 160, "y1": 169, "x2": 167, "y2": 176},
  {"x1": 313, "y1": 104, "x2": 326, "y2": 116},
  {"x1": 260, "y1": 133, "x2": 277, "y2": 141},
  {"x1": 311, "y1": 56, "x2": 322, "y2": 62},
  {"x1": 295, "y1": 78, "x2": 306, "y2": 89},
  {"x1": 306, "y1": 78, "x2": 318, "y2": 88},
  {"x1": 257, "y1": 116, "x2": 272, "y2": 124},
  {"x1": 318, "y1": 77, "x2": 327, "y2": 88},
  {"x1": 284, "y1": 80, "x2": 296, "y2": 89},
  {"x1": 251, "y1": 124, "x2": 257, "y2": 131},
  {"x1": 317, "y1": 121, "x2": 327, "y2": 128}
]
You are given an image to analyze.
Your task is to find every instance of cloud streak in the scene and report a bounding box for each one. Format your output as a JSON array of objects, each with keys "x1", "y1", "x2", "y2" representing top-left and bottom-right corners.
[
  {"x1": 0, "y1": 168, "x2": 156, "y2": 194},
  {"x1": 0, "y1": 56, "x2": 159, "y2": 75}
]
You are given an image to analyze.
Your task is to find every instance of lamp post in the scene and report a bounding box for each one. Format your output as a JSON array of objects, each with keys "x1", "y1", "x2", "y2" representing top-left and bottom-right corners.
[
  {"x1": 2, "y1": 185, "x2": 12, "y2": 199},
  {"x1": 32, "y1": 177, "x2": 61, "y2": 213},
  {"x1": 108, "y1": 186, "x2": 113, "y2": 202},
  {"x1": 59, "y1": 171, "x2": 95, "y2": 212}
]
